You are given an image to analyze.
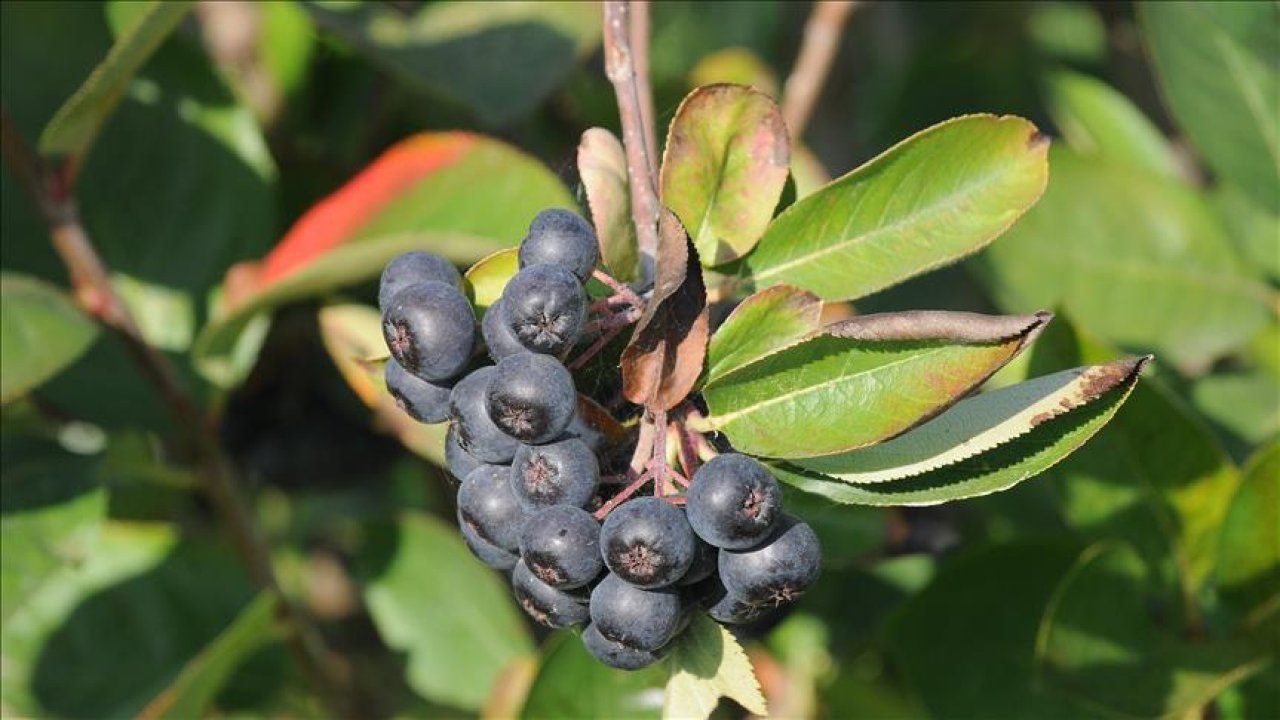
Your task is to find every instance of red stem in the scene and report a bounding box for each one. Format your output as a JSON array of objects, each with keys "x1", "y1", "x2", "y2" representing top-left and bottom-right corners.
[{"x1": 594, "y1": 469, "x2": 654, "y2": 519}]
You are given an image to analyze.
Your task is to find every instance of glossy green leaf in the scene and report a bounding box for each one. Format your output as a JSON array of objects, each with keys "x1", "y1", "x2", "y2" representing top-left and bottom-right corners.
[
  {"x1": 974, "y1": 147, "x2": 1272, "y2": 369},
  {"x1": 361, "y1": 512, "x2": 534, "y2": 711},
  {"x1": 740, "y1": 114, "x2": 1049, "y2": 301},
  {"x1": 307, "y1": 1, "x2": 600, "y2": 126},
  {"x1": 887, "y1": 541, "x2": 1084, "y2": 719},
  {"x1": 136, "y1": 592, "x2": 280, "y2": 720},
  {"x1": 664, "y1": 613, "x2": 767, "y2": 719},
  {"x1": 464, "y1": 248, "x2": 522, "y2": 319},
  {"x1": 1140, "y1": 2, "x2": 1280, "y2": 212},
  {"x1": 771, "y1": 356, "x2": 1147, "y2": 506},
  {"x1": 1216, "y1": 443, "x2": 1280, "y2": 621},
  {"x1": 704, "y1": 284, "x2": 822, "y2": 385},
  {"x1": 1046, "y1": 69, "x2": 1181, "y2": 180},
  {"x1": 1037, "y1": 543, "x2": 1269, "y2": 718},
  {"x1": 579, "y1": 128, "x2": 640, "y2": 281},
  {"x1": 660, "y1": 84, "x2": 789, "y2": 266},
  {"x1": 702, "y1": 311, "x2": 1049, "y2": 458},
  {"x1": 0, "y1": 273, "x2": 99, "y2": 403},
  {"x1": 520, "y1": 633, "x2": 665, "y2": 720},
  {"x1": 37, "y1": 0, "x2": 193, "y2": 162}
]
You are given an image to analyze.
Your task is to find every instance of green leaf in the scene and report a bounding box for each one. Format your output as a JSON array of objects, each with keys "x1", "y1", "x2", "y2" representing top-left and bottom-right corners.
[
  {"x1": 740, "y1": 114, "x2": 1049, "y2": 301},
  {"x1": 464, "y1": 248, "x2": 522, "y2": 319},
  {"x1": 1216, "y1": 443, "x2": 1280, "y2": 622},
  {"x1": 664, "y1": 613, "x2": 767, "y2": 719},
  {"x1": 579, "y1": 128, "x2": 640, "y2": 282},
  {"x1": 1045, "y1": 69, "x2": 1181, "y2": 181},
  {"x1": 660, "y1": 84, "x2": 789, "y2": 266},
  {"x1": 0, "y1": 273, "x2": 99, "y2": 403},
  {"x1": 136, "y1": 592, "x2": 280, "y2": 720},
  {"x1": 307, "y1": 1, "x2": 600, "y2": 126},
  {"x1": 37, "y1": 0, "x2": 193, "y2": 162},
  {"x1": 886, "y1": 540, "x2": 1085, "y2": 719},
  {"x1": 704, "y1": 284, "x2": 822, "y2": 385},
  {"x1": 770, "y1": 356, "x2": 1148, "y2": 506},
  {"x1": 361, "y1": 512, "x2": 534, "y2": 711},
  {"x1": 973, "y1": 146, "x2": 1272, "y2": 370},
  {"x1": 1140, "y1": 2, "x2": 1280, "y2": 212},
  {"x1": 520, "y1": 633, "x2": 665, "y2": 720},
  {"x1": 1036, "y1": 543, "x2": 1269, "y2": 718},
  {"x1": 1212, "y1": 183, "x2": 1280, "y2": 284},
  {"x1": 702, "y1": 311, "x2": 1050, "y2": 458}
]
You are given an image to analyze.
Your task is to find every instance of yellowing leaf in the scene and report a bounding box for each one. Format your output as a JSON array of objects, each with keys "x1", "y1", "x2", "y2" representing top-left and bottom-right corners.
[{"x1": 664, "y1": 614, "x2": 766, "y2": 719}]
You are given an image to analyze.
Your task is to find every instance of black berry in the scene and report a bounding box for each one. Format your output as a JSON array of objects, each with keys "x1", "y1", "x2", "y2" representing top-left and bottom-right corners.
[
  {"x1": 502, "y1": 264, "x2": 587, "y2": 356},
  {"x1": 582, "y1": 623, "x2": 669, "y2": 671},
  {"x1": 519, "y1": 505, "x2": 603, "y2": 589},
  {"x1": 512, "y1": 559, "x2": 589, "y2": 629},
  {"x1": 457, "y1": 465, "x2": 526, "y2": 552},
  {"x1": 718, "y1": 514, "x2": 821, "y2": 609},
  {"x1": 510, "y1": 436, "x2": 599, "y2": 511},
  {"x1": 589, "y1": 573, "x2": 685, "y2": 652},
  {"x1": 600, "y1": 497, "x2": 696, "y2": 589},
  {"x1": 379, "y1": 251, "x2": 461, "y2": 310},
  {"x1": 449, "y1": 367, "x2": 520, "y2": 463},
  {"x1": 519, "y1": 208, "x2": 600, "y2": 282},
  {"x1": 385, "y1": 358, "x2": 452, "y2": 423},
  {"x1": 485, "y1": 352, "x2": 576, "y2": 444},
  {"x1": 687, "y1": 453, "x2": 782, "y2": 550},
  {"x1": 482, "y1": 297, "x2": 527, "y2": 360},
  {"x1": 458, "y1": 507, "x2": 518, "y2": 571},
  {"x1": 444, "y1": 426, "x2": 485, "y2": 481},
  {"x1": 382, "y1": 282, "x2": 475, "y2": 382}
]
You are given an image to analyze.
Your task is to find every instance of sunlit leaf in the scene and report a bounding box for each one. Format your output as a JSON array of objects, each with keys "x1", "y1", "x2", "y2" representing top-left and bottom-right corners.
[
  {"x1": 0, "y1": 273, "x2": 98, "y2": 403},
  {"x1": 704, "y1": 284, "x2": 822, "y2": 385},
  {"x1": 1216, "y1": 443, "x2": 1280, "y2": 623},
  {"x1": 1045, "y1": 69, "x2": 1181, "y2": 180},
  {"x1": 664, "y1": 614, "x2": 767, "y2": 719},
  {"x1": 579, "y1": 128, "x2": 640, "y2": 282}
]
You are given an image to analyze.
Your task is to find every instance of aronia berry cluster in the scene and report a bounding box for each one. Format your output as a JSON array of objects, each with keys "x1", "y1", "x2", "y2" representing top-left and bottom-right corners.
[{"x1": 380, "y1": 209, "x2": 820, "y2": 670}]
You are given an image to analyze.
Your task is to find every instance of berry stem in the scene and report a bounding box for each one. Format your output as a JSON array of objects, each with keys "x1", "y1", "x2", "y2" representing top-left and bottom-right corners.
[
  {"x1": 592, "y1": 268, "x2": 646, "y2": 311},
  {"x1": 673, "y1": 419, "x2": 700, "y2": 478},
  {"x1": 650, "y1": 408, "x2": 668, "y2": 496},
  {"x1": 567, "y1": 321, "x2": 629, "y2": 371},
  {"x1": 594, "y1": 468, "x2": 654, "y2": 519}
]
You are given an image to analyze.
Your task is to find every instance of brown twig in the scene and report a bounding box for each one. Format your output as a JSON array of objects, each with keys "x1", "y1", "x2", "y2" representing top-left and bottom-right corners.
[
  {"x1": 782, "y1": 1, "x2": 857, "y2": 141},
  {"x1": 603, "y1": 1, "x2": 661, "y2": 277},
  {"x1": 628, "y1": 0, "x2": 658, "y2": 179},
  {"x1": 0, "y1": 108, "x2": 352, "y2": 718}
]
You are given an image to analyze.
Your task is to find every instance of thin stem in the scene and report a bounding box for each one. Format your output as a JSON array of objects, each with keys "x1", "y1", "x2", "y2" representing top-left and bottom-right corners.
[
  {"x1": 595, "y1": 469, "x2": 654, "y2": 519},
  {"x1": 567, "y1": 321, "x2": 628, "y2": 371},
  {"x1": 0, "y1": 108, "x2": 351, "y2": 718},
  {"x1": 629, "y1": 0, "x2": 658, "y2": 179},
  {"x1": 782, "y1": 0, "x2": 857, "y2": 141},
  {"x1": 602, "y1": 1, "x2": 661, "y2": 277},
  {"x1": 592, "y1": 267, "x2": 645, "y2": 308},
  {"x1": 650, "y1": 408, "x2": 668, "y2": 496}
]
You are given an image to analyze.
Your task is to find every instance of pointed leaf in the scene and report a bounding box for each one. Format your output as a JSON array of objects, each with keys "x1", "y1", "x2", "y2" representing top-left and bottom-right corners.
[
  {"x1": 1140, "y1": 2, "x2": 1280, "y2": 211},
  {"x1": 361, "y1": 512, "x2": 534, "y2": 711},
  {"x1": 621, "y1": 211, "x2": 709, "y2": 411},
  {"x1": 1045, "y1": 70, "x2": 1181, "y2": 180},
  {"x1": 660, "y1": 84, "x2": 789, "y2": 266},
  {"x1": 741, "y1": 114, "x2": 1049, "y2": 300},
  {"x1": 705, "y1": 284, "x2": 822, "y2": 385},
  {"x1": 579, "y1": 128, "x2": 639, "y2": 281},
  {"x1": 664, "y1": 613, "x2": 767, "y2": 719},
  {"x1": 794, "y1": 358, "x2": 1153, "y2": 484},
  {"x1": 0, "y1": 273, "x2": 99, "y2": 403},
  {"x1": 1037, "y1": 543, "x2": 1269, "y2": 718},
  {"x1": 702, "y1": 311, "x2": 1050, "y2": 458},
  {"x1": 137, "y1": 592, "x2": 280, "y2": 720},
  {"x1": 37, "y1": 0, "x2": 193, "y2": 162},
  {"x1": 770, "y1": 356, "x2": 1149, "y2": 505},
  {"x1": 1216, "y1": 443, "x2": 1280, "y2": 622}
]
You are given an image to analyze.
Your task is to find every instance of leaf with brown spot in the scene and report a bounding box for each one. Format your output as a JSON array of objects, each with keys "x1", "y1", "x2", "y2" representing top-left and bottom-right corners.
[{"x1": 621, "y1": 210, "x2": 709, "y2": 411}]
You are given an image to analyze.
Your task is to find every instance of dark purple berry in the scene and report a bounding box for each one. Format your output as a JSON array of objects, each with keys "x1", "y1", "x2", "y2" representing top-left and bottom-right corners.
[
  {"x1": 444, "y1": 426, "x2": 485, "y2": 481},
  {"x1": 589, "y1": 573, "x2": 685, "y2": 652},
  {"x1": 719, "y1": 514, "x2": 821, "y2": 609},
  {"x1": 458, "y1": 507, "x2": 518, "y2": 571},
  {"x1": 512, "y1": 559, "x2": 589, "y2": 629},
  {"x1": 687, "y1": 453, "x2": 782, "y2": 550},
  {"x1": 379, "y1": 251, "x2": 461, "y2": 310},
  {"x1": 519, "y1": 209, "x2": 600, "y2": 282},
  {"x1": 693, "y1": 575, "x2": 766, "y2": 625},
  {"x1": 385, "y1": 358, "x2": 452, "y2": 423},
  {"x1": 519, "y1": 505, "x2": 603, "y2": 589},
  {"x1": 449, "y1": 367, "x2": 520, "y2": 463},
  {"x1": 502, "y1": 265, "x2": 587, "y2": 356},
  {"x1": 382, "y1": 282, "x2": 475, "y2": 381},
  {"x1": 600, "y1": 497, "x2": 696, "y2": 589},
  {"x1": 485, "y1": 352, "x2": 576, "y2": 444},
  {"x1": 510, "y1": 437, "x2": 599, "y2": 511},
  {"x1": 457, "y1": 465, "x2": 526, "y2": 552},
  {"x1": 582, "y1": 623, "x2": 670, "y2": 671},
  {"x1": 677, "y1": 538, "x2": 718, "y2": 586},
  {"x1": 482, "y1": 297, "x2": 527, "y2": 360}
]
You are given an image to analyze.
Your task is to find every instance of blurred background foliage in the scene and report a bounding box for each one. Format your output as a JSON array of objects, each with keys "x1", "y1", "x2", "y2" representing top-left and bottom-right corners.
[{"x1": 1, "y1": 1, "x2": 1276, "y2": 718}]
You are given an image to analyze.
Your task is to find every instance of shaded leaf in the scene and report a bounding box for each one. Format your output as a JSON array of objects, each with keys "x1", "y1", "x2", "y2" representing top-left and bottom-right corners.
[
  {"x1": 704, "y1": 284, "x2": 822, "y2": 385},
  {"x1": 741, "y1": 114, "x2": 1049, "y2": 301},
  {"x1": 621, "y1": 211, "x2": 710, "y2": 411},
  {"x1": 770, "y1": 355, "x2": 1147, "y2": 505},
  {"x1": 973, "y1": 147, "x2": 1272, "y2": 370},
  {"x1": 37, "y1": 0, "x2": 193, "y2": 162},
  {"x1": 361, "y1": 512, "x2": 534, "y2": 711},
  {"x1": 1140, "y1": 2, "x2": 1280, "y2": 211},
  {"x1": 660, "y1": 84, "x2": 789, "y2": 265},
  {"x1": 1212, "y1": 183, "x2": 1280, "y2": 284},
  {"x1": 0, "y1": 273, "x2": 98, "y2": 403},
  {"x1": 664, "y1": 613, "x2": 767, "y2": 719},
  {"x1": 137, "y1": 592, "x2": 280, "y2": 720},
  {"x1": 307, "y1": 1, "x2": 600, "y2": 126},
  {"x1": 1037, "y1": 543, "x2": 1269, "y2": 718},
  {"x1": 1045, "y1": 69, "x2": 1181, "y2": 181},
  {"x1": 1216, "y1": 443, "x2": 1280, "y2": 622},
  {"x1": 520, "y1": 633, "x2": 665, "y2": 720},
  {"x1": 579, "y1": 128, "x2": 639, "y2": 281},
  {"x1": 702, "y1": 311, "x2": 1050, "y2": 458}
]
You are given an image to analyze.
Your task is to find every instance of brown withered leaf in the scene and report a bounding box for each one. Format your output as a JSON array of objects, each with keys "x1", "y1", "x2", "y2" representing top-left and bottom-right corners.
[{"x1": 621, "y1": 209, "x2": 710, "y2": 411}]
